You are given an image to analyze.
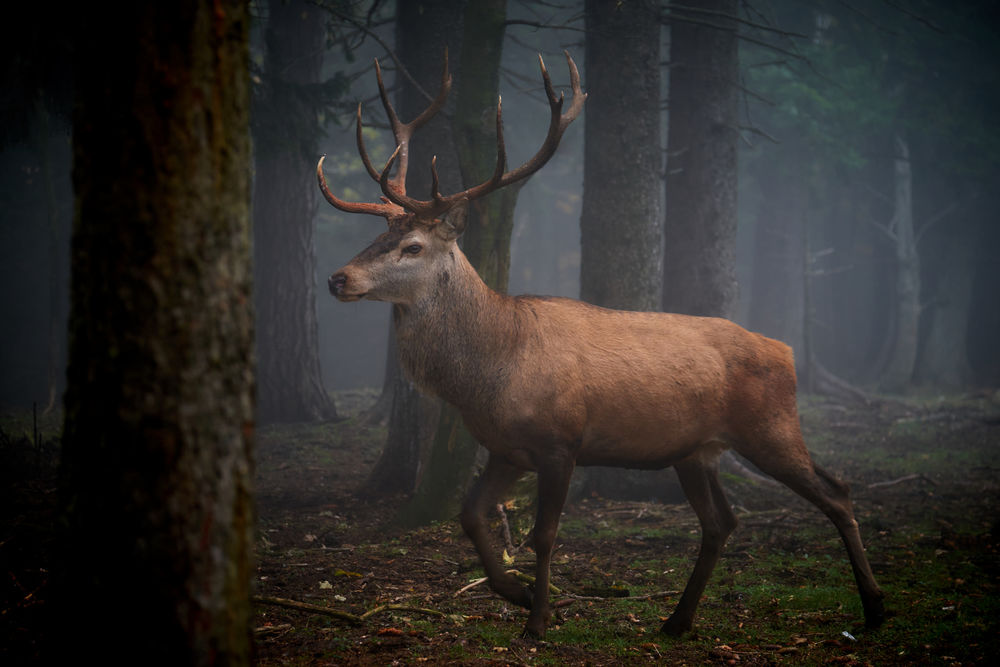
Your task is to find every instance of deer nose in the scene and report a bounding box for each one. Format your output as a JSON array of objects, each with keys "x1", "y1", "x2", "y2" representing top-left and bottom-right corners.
[{"x1": 329, "y1": 272, "x2": 347, "y2": 296}]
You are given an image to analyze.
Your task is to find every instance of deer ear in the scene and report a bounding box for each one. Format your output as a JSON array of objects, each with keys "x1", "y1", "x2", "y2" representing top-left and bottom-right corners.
[{"x1": 437, "y1": 201, "x2": 468, "y2": 241}]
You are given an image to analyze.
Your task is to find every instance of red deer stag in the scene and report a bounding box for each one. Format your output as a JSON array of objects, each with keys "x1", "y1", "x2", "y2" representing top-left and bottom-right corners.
[{"x1": 317, "y1": 52, "x2": 884, "y2": 640}]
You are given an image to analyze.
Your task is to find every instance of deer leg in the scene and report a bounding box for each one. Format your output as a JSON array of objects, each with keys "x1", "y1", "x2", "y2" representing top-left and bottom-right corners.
[
  {"x1": 522, "y1": 455, "x2": 575, "y2": 639},
  {"x1": 460, "y1": 455, "x2": 532, "y2": 608},
  {"x1": 758, "y1": 458, "x2": 885, "y2": 628},
  {"x1": 661, "y1": 456, "x2": 738, "y2": 636}
]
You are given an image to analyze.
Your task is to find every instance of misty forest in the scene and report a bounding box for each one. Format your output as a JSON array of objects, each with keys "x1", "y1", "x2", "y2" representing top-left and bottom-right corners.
[{"x1": 2, "y1": 0, "x2": 998, "y2": 665}]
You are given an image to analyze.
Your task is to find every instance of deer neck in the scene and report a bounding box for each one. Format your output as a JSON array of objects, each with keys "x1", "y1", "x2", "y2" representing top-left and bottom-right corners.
[{"x1": 392, "y1": 246, "x2": 520, "y2": 409}]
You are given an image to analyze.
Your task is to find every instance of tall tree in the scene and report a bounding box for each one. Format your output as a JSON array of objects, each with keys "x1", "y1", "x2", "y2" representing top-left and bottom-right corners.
[
  {"x1": 57, "y1": 2, "x2": 255, "y2": 663},
  {"x1": 662, "y1": 0, "x2": 739, "y2": 318},
  {"x1": 747, "y1": 145, "x2": 807, "y2": 368},
  {"x1": 875, "y1": 134, "x2": 920, "y2": 391},
  {"x1": 399, "y1": 0, "x2": 515, "y2": 526},
  {"x1": 580, "y1": 0, "x2": 662, "y2": 311},
  {"x1": 254, "y1": 0, "x2": 338, "y2": 423},
  {"x1": 578, "y1": 0, "x2": 667, "y2": 500},
  {"x1": 363, "y1": 0, "x2": 465, "y2": 499}
]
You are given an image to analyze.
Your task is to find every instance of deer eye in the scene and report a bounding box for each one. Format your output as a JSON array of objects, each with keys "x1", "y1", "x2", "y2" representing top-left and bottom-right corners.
[{"x1": 402, "y1": 243, "x2": 423, "y2": 255}]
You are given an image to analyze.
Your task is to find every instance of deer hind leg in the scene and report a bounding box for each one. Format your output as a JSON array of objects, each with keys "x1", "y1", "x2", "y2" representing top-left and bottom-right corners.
[
  {"x1": 460, "y1": 455, "x2": 532, "y2": 609},
  {"x1": 661, "y1": 454, "x2": 739, "y2": 636},
  {"x1": 755, "y1": 456, "x2": 885, "y2": 628},
  {"x1": 742, "y1": 431, "x2": 885, "y2": 629}
]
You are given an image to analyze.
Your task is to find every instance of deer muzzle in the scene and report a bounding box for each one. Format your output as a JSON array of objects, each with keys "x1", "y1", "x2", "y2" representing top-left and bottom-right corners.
[{"x1": 328, "y1": 271, "x2": 362, "y2": 301}]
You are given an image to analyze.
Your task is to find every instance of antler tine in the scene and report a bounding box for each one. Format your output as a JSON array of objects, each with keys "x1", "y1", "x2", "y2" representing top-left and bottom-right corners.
[
  {"x1": 411, "y1": 52, "x2": 584, "y2": 215},
  {"x1": 372, "y1": 50, "x2": 453, "y2": 198},
  {"x1": 316, "y1": 155, "x2": 405, "y2": 219},
  {"x1": 408, "y1": 48, "x2": 453, "y2": 133},
  {"x1": 373, "y1": 58, "x2": 410, "y2": 193},
  {"x1": 492, "y1": 52, "x2": 586, "y2": 188},
  {"x1": 321, "y1": 52, "x2": 584, "y2": 224},
  {"x1": 355, "y1": 104, "x2": 380, "y2": 182}
]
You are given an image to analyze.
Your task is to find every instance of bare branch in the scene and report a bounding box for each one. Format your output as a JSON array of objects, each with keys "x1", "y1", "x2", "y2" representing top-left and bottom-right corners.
[
  {"x1": 663, "y1": 3, "x2": 808, "y2": 39},
  {"x1": 313, "y1": 0, "x2": 436, "y2": 104}
]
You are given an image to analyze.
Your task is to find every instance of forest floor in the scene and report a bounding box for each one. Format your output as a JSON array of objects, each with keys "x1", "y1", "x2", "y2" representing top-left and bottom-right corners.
[{"x1": 2, "y1": 390, "x2": 999, "y2": 665}]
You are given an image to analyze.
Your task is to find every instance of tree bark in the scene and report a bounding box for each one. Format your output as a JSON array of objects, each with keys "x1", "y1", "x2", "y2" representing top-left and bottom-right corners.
[
  {"x1": 254, "y1": 0, "x2": 337, "y2": 424},
  {"x1": 399, "y1": 0, "x2": 511, "y2": 527},
  {"x1": 748, "y1": 156, "x2": 806, "y2": 368},
  {"x1": 580, "y1": 0, "x2": 662, "y2": 311},
  {"x1": 578, "y1": 0, "x2": 667, "y2": 502},
  {"x1": 915, "y1": 219, "x2": 978, "y2": 388},
  {"x1": 662, "y1": 0, "x2": 740, "y2": 318},
  {"x1": 58, "y1": 2, "x2": 254, "y2": 664},
  {"x1": 364, "y1": 0, "x2": 465, "y2": 499},
  {"x1": 880, "y1": 134, "x2": 920, "y2": 392}
]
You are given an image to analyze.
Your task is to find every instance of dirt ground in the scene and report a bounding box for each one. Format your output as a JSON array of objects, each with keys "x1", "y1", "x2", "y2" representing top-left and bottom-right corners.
[
  {"x1": 251, "y1": 391, "x2": 1000, "y2": 665},
  {"x1": 2, "y1": 391, "x2": 998, "y2": 665}
]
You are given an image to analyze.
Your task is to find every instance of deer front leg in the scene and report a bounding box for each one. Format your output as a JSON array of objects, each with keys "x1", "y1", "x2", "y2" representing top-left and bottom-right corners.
[
  {"x1": 662, "y1": 457, "x2": 738, "y2": 636},
  {"x1": 523, "y1": 455, "x2": 574, "y2": 639},
  {"x1": 460, "y1": 455, "x2": 532, "y2": 608}
]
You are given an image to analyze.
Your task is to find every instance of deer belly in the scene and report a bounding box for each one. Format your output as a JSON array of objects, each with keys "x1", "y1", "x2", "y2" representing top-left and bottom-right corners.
[{"x1": 575, "y1": 403, "x2": 729, "y2": 469}]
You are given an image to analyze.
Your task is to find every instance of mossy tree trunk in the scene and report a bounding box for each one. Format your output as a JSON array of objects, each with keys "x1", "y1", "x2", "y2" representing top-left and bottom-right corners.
[
  {"x1": 399, "y1": 0, "x2": 513, "y2": 527},
  {"x1": 364, "y1": 0, "x2": 466, "y2": 499},
  {"x1": 58, "y1": 2, "x2": 255, "y2": 663}
]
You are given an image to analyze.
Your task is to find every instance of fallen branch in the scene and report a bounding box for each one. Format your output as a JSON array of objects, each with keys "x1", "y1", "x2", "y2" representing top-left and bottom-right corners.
[
  {"x1": 562, "y1": 589, "x2": 681, "y2": 602},
  {"x1": 454, "y1": 573, "x2": 679, "y2": 603},
  {"x1": 360, "y1": 604, "x2": 448, "y2": 621},
  {"x1": 254, "y1": 596, "x2": 361, "y2": 624},
  {"x1": 254, "y1": 596, "x2": 454, "y2": 625},
  {"x1": 455, "y1": 576, "x2": 489, "y2": 597},
  {"x1": 496, "y1": 503, "x2": 516, "y2": 555},
  {"x1": 868, "y1": 473, "x2": 936, "y2": 489}
]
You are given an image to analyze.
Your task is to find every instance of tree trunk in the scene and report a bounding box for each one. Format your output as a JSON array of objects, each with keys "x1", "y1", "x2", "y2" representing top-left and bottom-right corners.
[
  {"x1": 580, "y1": 0, "x2": 662, "y2": 311},
  {"x1": 915, "y1": 219, "x2": 979, "y2": 388},
  {"x1": 58, "y1": 2, "x2": 254, "y2": 664},
  {"x1": 254, "y1": 0, "x2": 337, "y2": 424},
  {"x1": 880, "y1": 134, "x2": 920, "y2": 392},
  {"x1": 662, "y1": 0, "x2": 740, "y2": 318},
  {"x1": 364, "y1": 0, "x2": 465, "y2": 499},
  {"x1": 399, "y1": 0, "x2": 511, "y2": 527},
  {"x1": 748, "y1": 157, "x2": 807, "y2": 368},
  {"x1": 578, "y1": 0, "x2": 667, "y2": 502}
]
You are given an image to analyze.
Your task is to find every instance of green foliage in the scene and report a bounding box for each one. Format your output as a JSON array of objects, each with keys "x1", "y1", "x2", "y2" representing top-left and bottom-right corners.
[{"x1": 744, "y1": 0, "x2": 1000, "y2": 181}]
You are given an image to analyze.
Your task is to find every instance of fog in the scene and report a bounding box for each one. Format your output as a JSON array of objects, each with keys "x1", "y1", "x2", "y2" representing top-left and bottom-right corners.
[{"x1": 1, "y1": 0, "x2": 998, "y2": 406}]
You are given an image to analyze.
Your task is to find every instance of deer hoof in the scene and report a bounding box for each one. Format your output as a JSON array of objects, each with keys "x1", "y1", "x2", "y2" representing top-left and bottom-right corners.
[
  {"x1": 660, "y1": 615, "x2": 692, "y2": 637},
  {"x1": 521, "y1": 622, "x2": 546, "y2": 640},
  {"x1": 864, "y1": 598, "x2": 886, "y2": 629}
]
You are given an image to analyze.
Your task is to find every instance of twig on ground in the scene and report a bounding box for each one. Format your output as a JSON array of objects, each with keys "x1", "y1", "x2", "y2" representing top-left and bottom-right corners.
[
  {"x1": 456, "y1": 576, "x2": 489, "y2": 596},
  {"x1": 868, "y1": 473, "x2": 937, "y2": 489},
  {"x1": 254, "y1": 596, "x2": 454, "y2": 624},
  {"x1": 254, "y1": 596, "x2": 362, "y2": 624},
  {"x1": 497, "y1": 503, "x2": 516, "y2": 555}
]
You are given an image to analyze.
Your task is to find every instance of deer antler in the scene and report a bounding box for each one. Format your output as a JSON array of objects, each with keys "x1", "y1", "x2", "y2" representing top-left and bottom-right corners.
[{"x1": 317, "y1": 51, "x2": 586, "y2": 223}]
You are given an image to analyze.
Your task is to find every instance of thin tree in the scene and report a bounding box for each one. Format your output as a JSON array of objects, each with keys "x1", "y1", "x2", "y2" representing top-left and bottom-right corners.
[
  {"x1": 362, "y1": 0, "x2": 464, "y2": 499},
  {"x1": 399, "y1": 0, "x2": 516, "y2": 526},
  {"x1": 580, "y1": 0, "x2": 662, "y2": 311},
  {"x1": 662, "y1": 0, "x2": 740, "y2": 318},
  {"x1": 57, "y1": 2, "x2": 255, "y2": 663},
  {"x1": 578, "y1": 0, "x2": 667, "y2": 500},
  {"x1": 254, "y1": 0, "x2": 338, "y2": 423}
]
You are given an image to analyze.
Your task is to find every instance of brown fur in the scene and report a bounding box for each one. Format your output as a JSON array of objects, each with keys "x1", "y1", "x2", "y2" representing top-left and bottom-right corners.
[{"x1": 329, "y1": 223, "x2": 885, "y2": 638}]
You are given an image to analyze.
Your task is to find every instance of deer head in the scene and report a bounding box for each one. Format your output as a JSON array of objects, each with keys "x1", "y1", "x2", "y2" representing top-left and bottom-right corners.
[{"x1": 318, "y1": 51, "x2": 585, "y2": 305}]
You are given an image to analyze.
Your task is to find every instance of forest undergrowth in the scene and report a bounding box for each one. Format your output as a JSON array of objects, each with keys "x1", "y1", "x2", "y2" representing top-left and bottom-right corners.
[{"x1": 2, "y1": 390, "x2": 998, "y2": 665}]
